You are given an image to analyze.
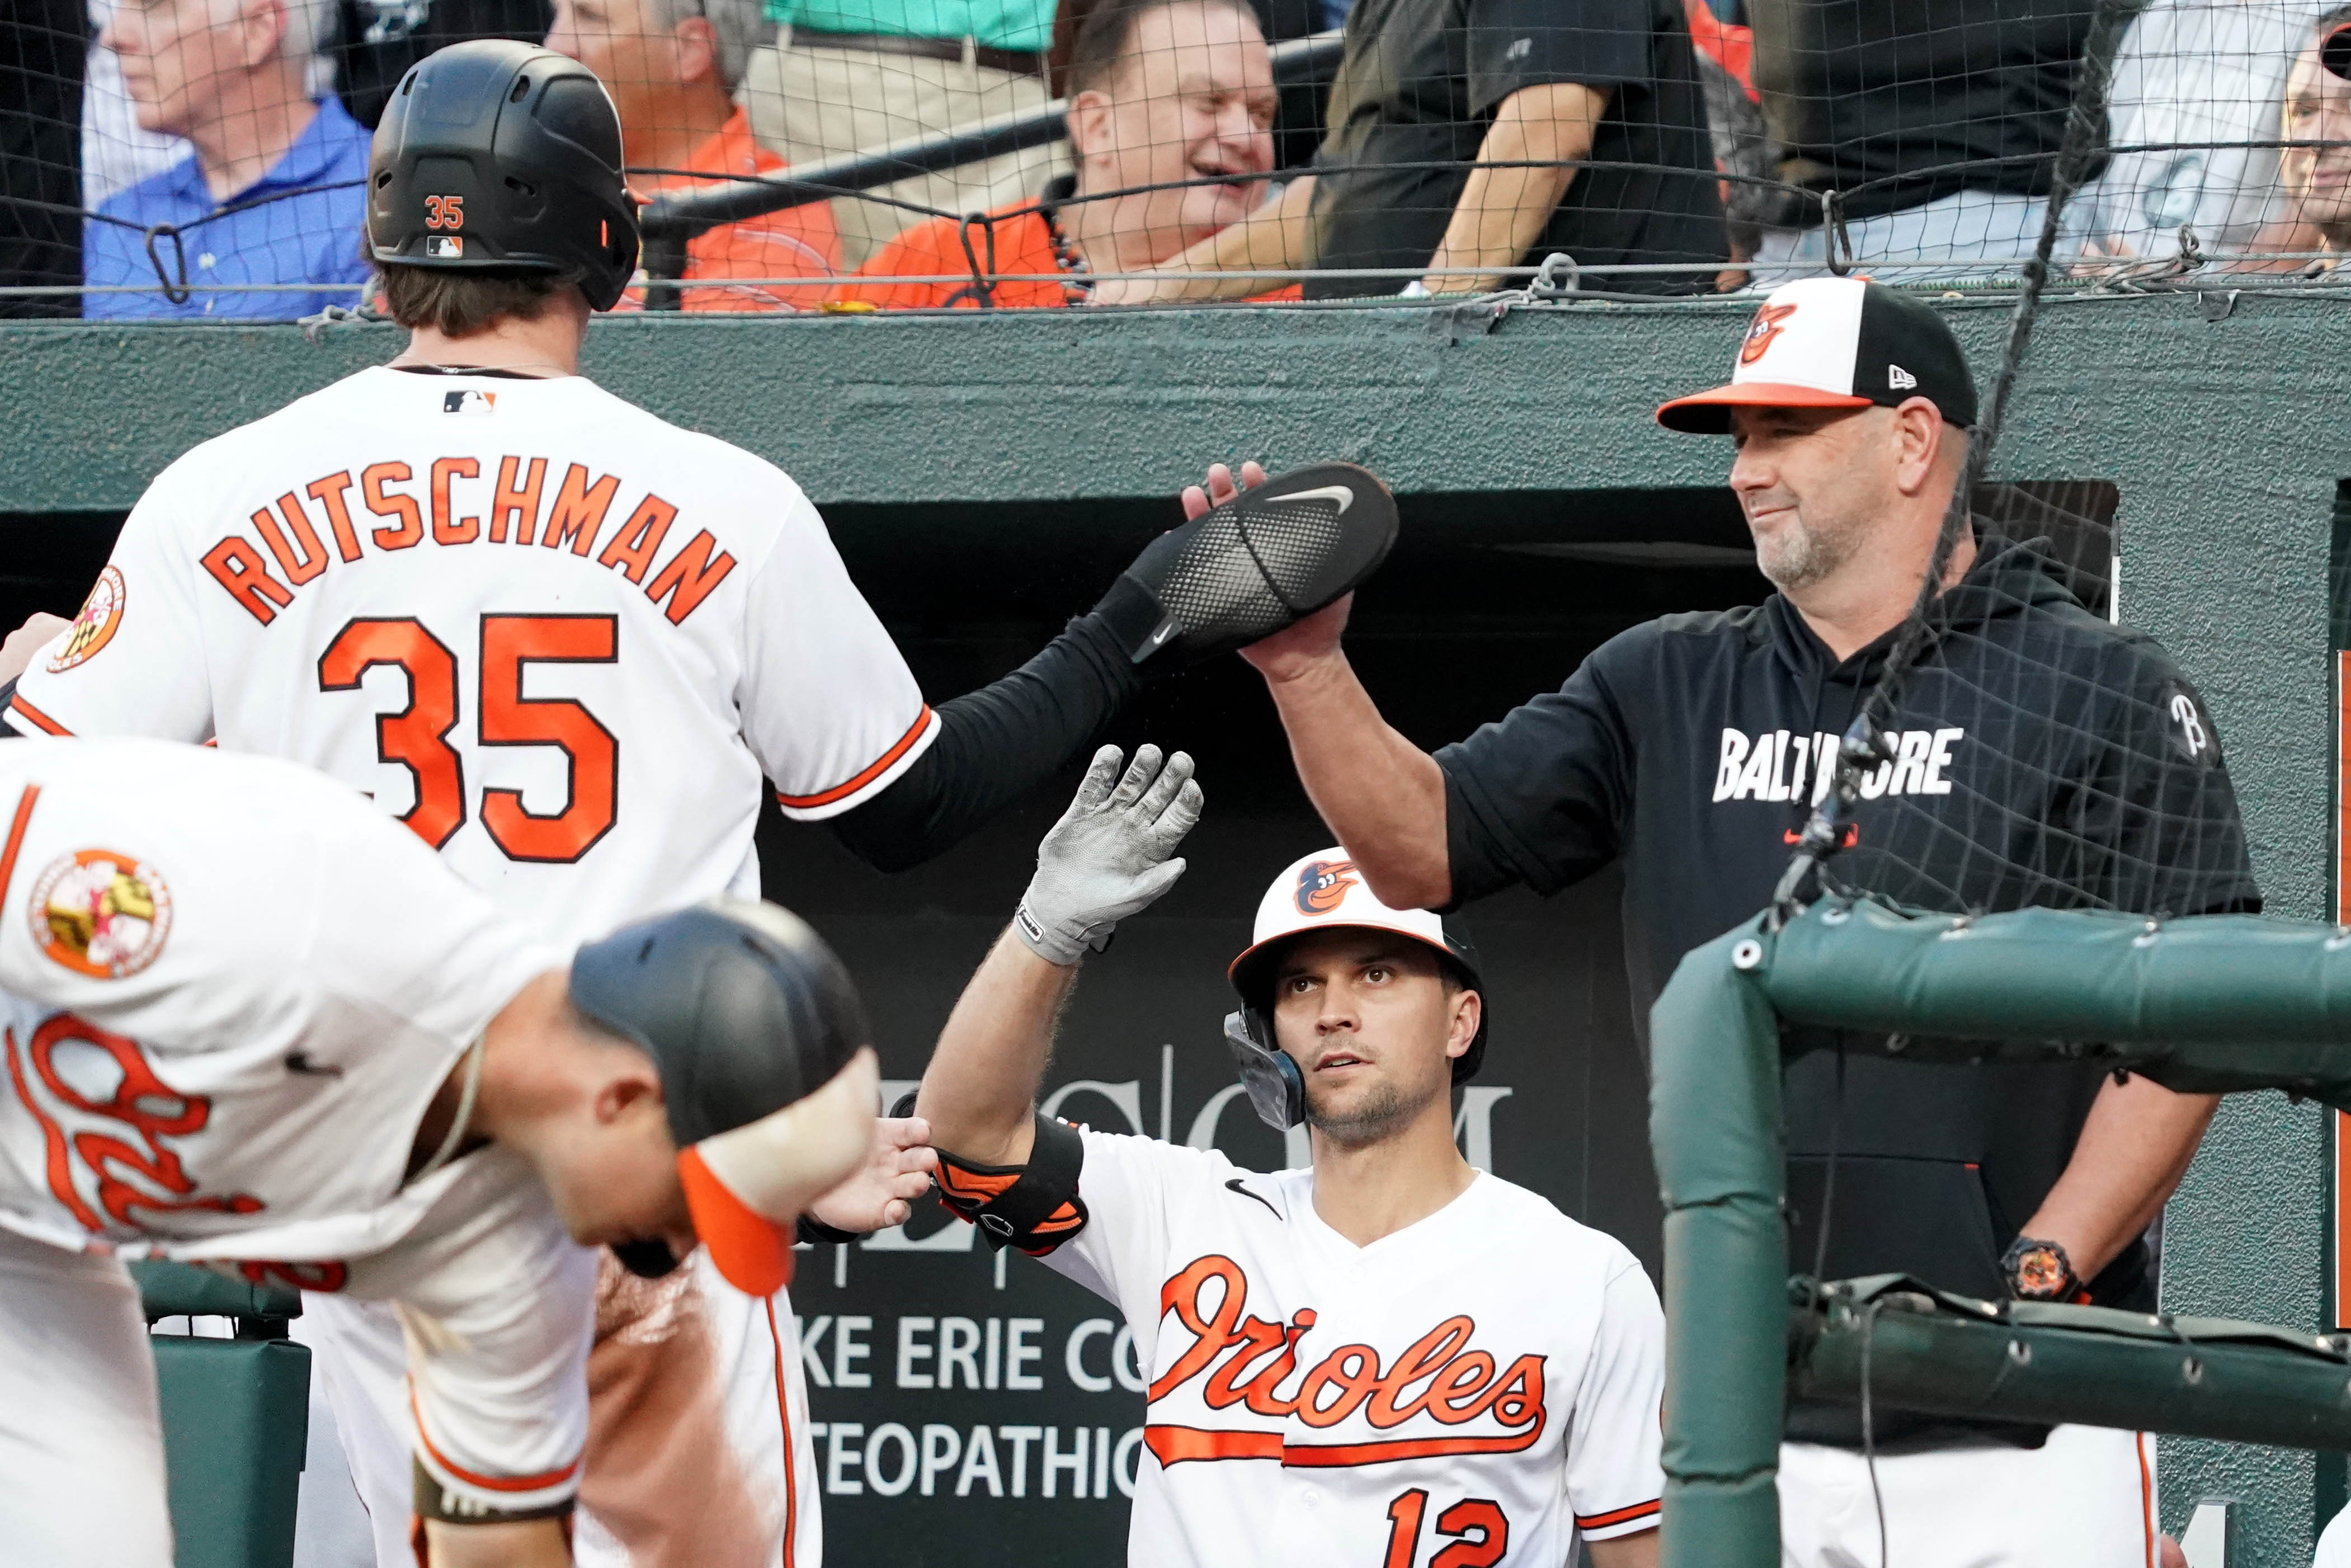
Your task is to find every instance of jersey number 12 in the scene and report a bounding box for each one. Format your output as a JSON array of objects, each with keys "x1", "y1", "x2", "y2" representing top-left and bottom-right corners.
[
  {"x1": 318, "y1": 614, "x2": 618, "y2": 862},
  {"x1": 1383, "y1": 1489, "x2": 1508, "y2": 1568}
]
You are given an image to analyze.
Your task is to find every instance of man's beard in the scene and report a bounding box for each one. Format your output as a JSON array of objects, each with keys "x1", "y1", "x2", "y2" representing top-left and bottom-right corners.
[
  {"x1": 1306, "y1": 1072, "x2": 1440, "y2": 1148},
  {"x1": 1754, "y1": 505, "x2": 1867, "y2": 592}
]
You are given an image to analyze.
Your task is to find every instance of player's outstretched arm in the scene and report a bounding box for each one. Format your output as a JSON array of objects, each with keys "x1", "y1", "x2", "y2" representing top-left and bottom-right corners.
[
  {"x1": 1181, "y1": 463, "x2": 1452, "y2": 910},
  {"x1": 916, "y1": 745, "x2": 1202, "y2": 1165}
]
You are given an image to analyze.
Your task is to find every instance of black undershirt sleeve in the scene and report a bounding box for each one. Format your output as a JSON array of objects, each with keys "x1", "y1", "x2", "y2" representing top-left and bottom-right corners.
[{"x1": 826, "y1": 605, "x2": 1147, "y2": 873}]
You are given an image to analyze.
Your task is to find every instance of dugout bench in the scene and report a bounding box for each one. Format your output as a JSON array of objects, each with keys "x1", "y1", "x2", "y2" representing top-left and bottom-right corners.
[{"x1": 131, "y1": 1260, "x2": 310, "y2": 1568}]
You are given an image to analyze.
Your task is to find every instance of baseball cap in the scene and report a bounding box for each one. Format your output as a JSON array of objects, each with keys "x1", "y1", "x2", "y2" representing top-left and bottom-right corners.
[
  {"x1": 1227, "y1": 849, "x2": 1487, "y2": 1080},
  {"x1": 570, "y1": 899, "x2": 875, "y2": 1296},
  {"x1": 2323, "y1": 20, "x2": 2351, "y2": 79},
  {"x1": 1655, "y1": 277, "x2": 1978, "y2": 435}
]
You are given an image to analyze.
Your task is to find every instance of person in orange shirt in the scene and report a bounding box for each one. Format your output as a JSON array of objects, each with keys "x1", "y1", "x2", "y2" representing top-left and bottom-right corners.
[
  {"x1": 549, "y1": 0, "x2": 841, "y2": 310},
  {"x1": 839, "y1": 0, "x2": 1290, "y2": 308}
]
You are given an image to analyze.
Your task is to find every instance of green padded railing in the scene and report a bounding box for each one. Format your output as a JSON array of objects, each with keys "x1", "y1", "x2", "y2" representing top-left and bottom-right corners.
[
  {"x1": 131, "y1": 1260, "x2": 310, "y2": 1568},
  {"x1": 1650, "y1": 900, "x2": 2351, "y2": 1567}
]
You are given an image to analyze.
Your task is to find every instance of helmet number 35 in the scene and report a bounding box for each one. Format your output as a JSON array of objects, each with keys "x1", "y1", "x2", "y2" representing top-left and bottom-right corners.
[
  {"x1": 318, "y1": 613, "x2": 618, "y2": 863},
  {"x1": 422, "y1": 194, "x2": 465, "y2": 230}
]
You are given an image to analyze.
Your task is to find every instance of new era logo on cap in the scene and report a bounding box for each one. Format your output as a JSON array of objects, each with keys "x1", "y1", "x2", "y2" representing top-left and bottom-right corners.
[{"x1": 1655, "y1": 277, "x2": 1978, "y2": 434}]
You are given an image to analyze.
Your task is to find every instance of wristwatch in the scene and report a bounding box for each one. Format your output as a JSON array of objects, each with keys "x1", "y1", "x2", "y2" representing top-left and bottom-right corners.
[{"x1": 2000, "y1": 1235, "x2": 2082, "y2": 1302}]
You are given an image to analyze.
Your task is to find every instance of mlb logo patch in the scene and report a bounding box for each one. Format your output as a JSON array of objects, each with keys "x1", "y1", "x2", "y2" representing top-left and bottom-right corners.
[
  {"x1": 443, "y1": 390, "x2": 496, "y2": 415},
  {"x1": 426, "y1": 235, "x2": 464, "y2": 258}
]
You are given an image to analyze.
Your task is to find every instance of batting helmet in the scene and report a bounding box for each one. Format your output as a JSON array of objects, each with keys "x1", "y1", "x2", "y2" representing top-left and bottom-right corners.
[
  {"x1": 367, "y1": 39, "x2": 639, "y2": 311},
  {"x1": 1222, "y1": 849, "x2": 1488, "y2": 1129},
  {"x1": 571, "y1": 899, "x2": 874, "y2": 1294}
]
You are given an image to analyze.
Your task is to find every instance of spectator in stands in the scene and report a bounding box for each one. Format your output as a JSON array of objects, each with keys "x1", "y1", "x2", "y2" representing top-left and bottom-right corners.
[
  {"x1": 546, "y1": 0, "x2": 840, "y2": 308},
  {"x1": 738, "y1": 0, "x2": 1062, "y2": 267},
  {"x1": 1740, "y1": 0, "x2": 2110, "y2": 284},
  {"x1": 2247, "y1": 9, "x2": 2351, "y2": 269},
  {"x1": 838, "y1": 0, "x2": 1278, "y2": 307},
  {"x1": 82, "y1": 0, "x2": 370, "y2": 318},
  {"x1": 2074, "y1": 0, "x2": 2333, "y2": 266},
  {"x1": 1094, "y1": 0, "x2": 1727, "y2": 302}
]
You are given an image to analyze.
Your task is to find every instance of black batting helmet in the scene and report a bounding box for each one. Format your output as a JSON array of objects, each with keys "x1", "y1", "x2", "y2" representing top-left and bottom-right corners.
[
  {"x1": 571, "y1": 899, "x2": 874, "y2": 1296},
  {"x1": 368, "y1": 40, "x2": 639, "y2": 311}
]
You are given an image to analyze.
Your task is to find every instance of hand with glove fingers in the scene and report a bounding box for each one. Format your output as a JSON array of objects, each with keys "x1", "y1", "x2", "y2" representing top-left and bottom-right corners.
[{"x1": 1015, "y1": 744, "x2": 1205, "y2": 966}]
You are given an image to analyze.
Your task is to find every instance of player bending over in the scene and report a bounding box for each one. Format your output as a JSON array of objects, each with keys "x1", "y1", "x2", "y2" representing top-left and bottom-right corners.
[
  {"x1": 913, "y1": 745, "x2": 1665, "y2": 1566},
  {"x1": 0, "y1": 37, "x2": 1395, "y2": 1567},
  {"x1": 0, "y1": 737, "x2": 902, "y2": 1568}
]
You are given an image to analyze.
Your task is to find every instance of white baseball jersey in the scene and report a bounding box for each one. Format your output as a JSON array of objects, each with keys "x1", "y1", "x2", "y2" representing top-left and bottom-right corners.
[
  {"x1": 1043, "y1": 1131, "x2": 1665, "y2": 1566},
  {"x1": 8, "y1": 364, "x2": 937, "y2": 947},
  {"x1": 0, "y1": 736, "x2": 595, "y2": 1513},
  {"x1": 9, "y1": 364, "x2": 930, "y2": 1566}
]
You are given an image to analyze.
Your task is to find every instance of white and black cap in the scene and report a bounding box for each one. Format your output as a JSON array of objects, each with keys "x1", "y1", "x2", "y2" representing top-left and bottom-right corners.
[{"x1": 1656, "y1": 277, "x2": 1978, "y2": 435}]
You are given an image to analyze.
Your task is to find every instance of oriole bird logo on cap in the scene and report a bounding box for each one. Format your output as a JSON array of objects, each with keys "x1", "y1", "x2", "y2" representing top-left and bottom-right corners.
[
  {"x1": 1739, "y1": 303, "x2": 1797, "y2": 366},
  {"x1": 1293, "y1": 859, "x2": 1359, "y2": 916}
]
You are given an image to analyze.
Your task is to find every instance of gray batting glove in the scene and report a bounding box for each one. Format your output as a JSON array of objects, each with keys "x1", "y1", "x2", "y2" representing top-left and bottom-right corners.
[{"x1": 1014, "y1": 744, "x2": 1204, "y2": 966}]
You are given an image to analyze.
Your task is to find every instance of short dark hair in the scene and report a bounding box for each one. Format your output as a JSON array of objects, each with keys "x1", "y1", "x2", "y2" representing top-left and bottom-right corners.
[
  {"x1": 378, "y1": 263, "x2": 588, "y2": 338},
  {"x1": 1066, "y1": 0, "x2": 1257, "y2": 97}
]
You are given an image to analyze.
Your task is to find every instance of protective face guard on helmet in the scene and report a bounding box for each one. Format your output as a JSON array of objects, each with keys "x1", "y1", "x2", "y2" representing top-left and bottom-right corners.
[
  {"x1": 1224, "y1": 1009, "x2": 1306, "y2": 1131},
  {"x1": 1096, "y1": 463, "x2": 1400, "y2": 674}
]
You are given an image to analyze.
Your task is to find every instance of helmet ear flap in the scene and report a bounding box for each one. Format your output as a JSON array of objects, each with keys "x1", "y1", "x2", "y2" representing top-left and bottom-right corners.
[{"x1": 1223, "y1": 1010, "x2": 1305, "y2": 1130}]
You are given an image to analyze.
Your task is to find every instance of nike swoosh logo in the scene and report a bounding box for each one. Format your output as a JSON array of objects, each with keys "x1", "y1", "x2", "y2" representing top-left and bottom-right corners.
[
  {"x1": 1225, "y1": 1179, "x2": 1281, "y2": 1219},
  {"x1": 1275, "y1": 484, "x2": 1354, "y2": 515},
  {"x1": 1142, "y1": 619, "x2": 1177, "y2": 652}
]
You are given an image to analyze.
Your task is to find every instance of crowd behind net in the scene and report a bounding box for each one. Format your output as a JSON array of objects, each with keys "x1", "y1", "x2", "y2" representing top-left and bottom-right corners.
[{"x1": 5, "y1": 0, "x2": 2351, "y2": 318}]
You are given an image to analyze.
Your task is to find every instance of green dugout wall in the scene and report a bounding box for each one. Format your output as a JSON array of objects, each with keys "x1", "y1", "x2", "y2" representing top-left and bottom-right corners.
[{"x1": 0, "y1": 292, "x2": 2337, "y2": 1562}]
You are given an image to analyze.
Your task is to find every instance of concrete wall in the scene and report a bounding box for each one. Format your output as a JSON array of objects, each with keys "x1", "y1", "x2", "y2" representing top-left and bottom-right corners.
[{"x1": 3, "y1": 291, "x2": 2339, "y2": 1560}]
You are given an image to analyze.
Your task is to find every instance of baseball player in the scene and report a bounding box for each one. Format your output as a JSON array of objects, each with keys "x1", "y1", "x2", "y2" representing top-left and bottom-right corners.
[
  {"x1": 0, "y1": 39, "x2": 1398, "y2": 1567},
  {"x1": 1213, "y1": 277, "x2": 2260, "y2": 1562},
  {"x1": 912, "y1": 745, "x2": 1666, "y2": 1566},
  {"x1": 0, "y1": 733, "x2": 884, "y2": 1568}
]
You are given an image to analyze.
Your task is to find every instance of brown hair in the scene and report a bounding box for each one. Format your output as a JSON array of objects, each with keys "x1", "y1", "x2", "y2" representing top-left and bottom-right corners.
[
  {"x1": 1063, "y1": 0, "x2": 1258, "y2": 98},
  {"x1": 378, "y1": 263, "x2": 587, "y2": 338}
]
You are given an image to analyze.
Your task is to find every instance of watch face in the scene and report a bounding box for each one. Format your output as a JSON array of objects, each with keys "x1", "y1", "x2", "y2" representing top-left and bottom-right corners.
[{"x1": 2014, "y1": 1245, "x2": 2071, "y2": 1299}]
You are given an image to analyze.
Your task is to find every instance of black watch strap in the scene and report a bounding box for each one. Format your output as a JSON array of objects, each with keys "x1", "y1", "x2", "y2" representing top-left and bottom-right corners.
[{"x1": 2001, "y1": 1235, "x2": 2081, "y2": 1302}]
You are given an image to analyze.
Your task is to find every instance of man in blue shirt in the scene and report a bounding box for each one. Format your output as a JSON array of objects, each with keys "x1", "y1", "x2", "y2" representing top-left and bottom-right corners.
[{"x1": 84, "y1": 0, "x2": 371, "y2": 319}]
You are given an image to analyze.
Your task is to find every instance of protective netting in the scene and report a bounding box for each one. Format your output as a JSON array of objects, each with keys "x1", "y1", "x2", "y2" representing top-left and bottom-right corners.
[{"x1": 4, "y1": 0, "x2": 2351, "y2": 318}]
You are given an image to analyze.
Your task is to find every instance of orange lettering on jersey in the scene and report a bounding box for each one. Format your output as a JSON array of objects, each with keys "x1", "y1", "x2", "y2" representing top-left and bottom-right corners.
[
  {"x1": 489, "y1": 456, "x2": 547, "y2": 545},
  {"x1": 306, "y1": 472, "x2": 365, "y2": 563},
  {"x1": 543, "y1": 464, "x2": 619, "y2": 556},
  {"x1": 6, "y1": 1014, "x2": 265, "y2": 1232},
  {"x1": 644, "y1": 530, "x2": 736, "y2": 625},
  {"x1": 252, "y1": 494, "x2": 329, "y2": 586},
  {"x1": 201, "y1": 538, "x2": 294, "y2": 624},
  {"x1": 430, "y1": 458, "x2": 481, "y2": 545},
  {"x1": 596, "y1": 493, "x2": 676, "y2": 583},
  {"x1": 362, "y1": 462, "x2": 425, "y2": 550},
  {"x1": 1147, "y1": 1255, "x2": 1549, "y2": 1468}
]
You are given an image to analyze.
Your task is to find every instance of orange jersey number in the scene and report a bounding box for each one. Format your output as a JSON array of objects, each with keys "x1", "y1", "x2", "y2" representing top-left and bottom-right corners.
[
  {"x1": 1382, "y1": 1491, "x2": 1509, "y2": 1568},
  {"x1": 319, "y1": 613, "x2": 619, "y2": 863}
]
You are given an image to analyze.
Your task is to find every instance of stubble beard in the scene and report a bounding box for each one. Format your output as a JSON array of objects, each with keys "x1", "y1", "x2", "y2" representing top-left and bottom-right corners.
[
  {"x1": 1306, "y1": 1072, "x2": 1442, "y2": 1149},
  {"x1": 1754, "y1": 503, "x2": 1868, "y2": 593}
]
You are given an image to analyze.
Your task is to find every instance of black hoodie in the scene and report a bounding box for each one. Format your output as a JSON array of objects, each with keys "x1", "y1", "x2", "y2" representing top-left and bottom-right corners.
[{"x1": 1437, "y1": 534, "x2": 2259, "y2": 1437}]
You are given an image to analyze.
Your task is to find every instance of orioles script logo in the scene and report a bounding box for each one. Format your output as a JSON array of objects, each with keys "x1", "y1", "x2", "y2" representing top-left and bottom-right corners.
[
  {"x1": 1739, "y1": 302, "x2": 1797, "y2": 365},
  {"x1": 1144, "y1": 1255, "x2": 1547, "y2": 1468},
  {"x1": 1293, "y1": 859, "x2": 1359, "y2": 917},
  {"x1": 1, "y1": 1013, "x2": 263, "y2": 1234}
]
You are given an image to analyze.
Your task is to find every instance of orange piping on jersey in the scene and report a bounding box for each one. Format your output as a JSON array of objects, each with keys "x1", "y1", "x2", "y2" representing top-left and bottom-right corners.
[
  {"x1": 9, "y1": 694, "x2": 70, "y2": 735},
  {"x1": 1144, "y1": 1425, "x2": 1283, "y2": 1465},
  {"x1": 1576, "y1": 1498, "x2": 1661, "y2": 1529},
  {"x1": 776, "y1": 707, "x2": 935, "y2": 810},
  {"x1": 770, "y1": 1301, "x2": 800, "y2": 1566},
  {"x1": 0, "y1": 783, "x2": 40, "y2": 893},
  {"x1": 2137, "y1": 1432, "x2": 2154, "y2": 1568},
  {"x1": 409, "y1": 1388, "x2": 582, "y2": 1494}
]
